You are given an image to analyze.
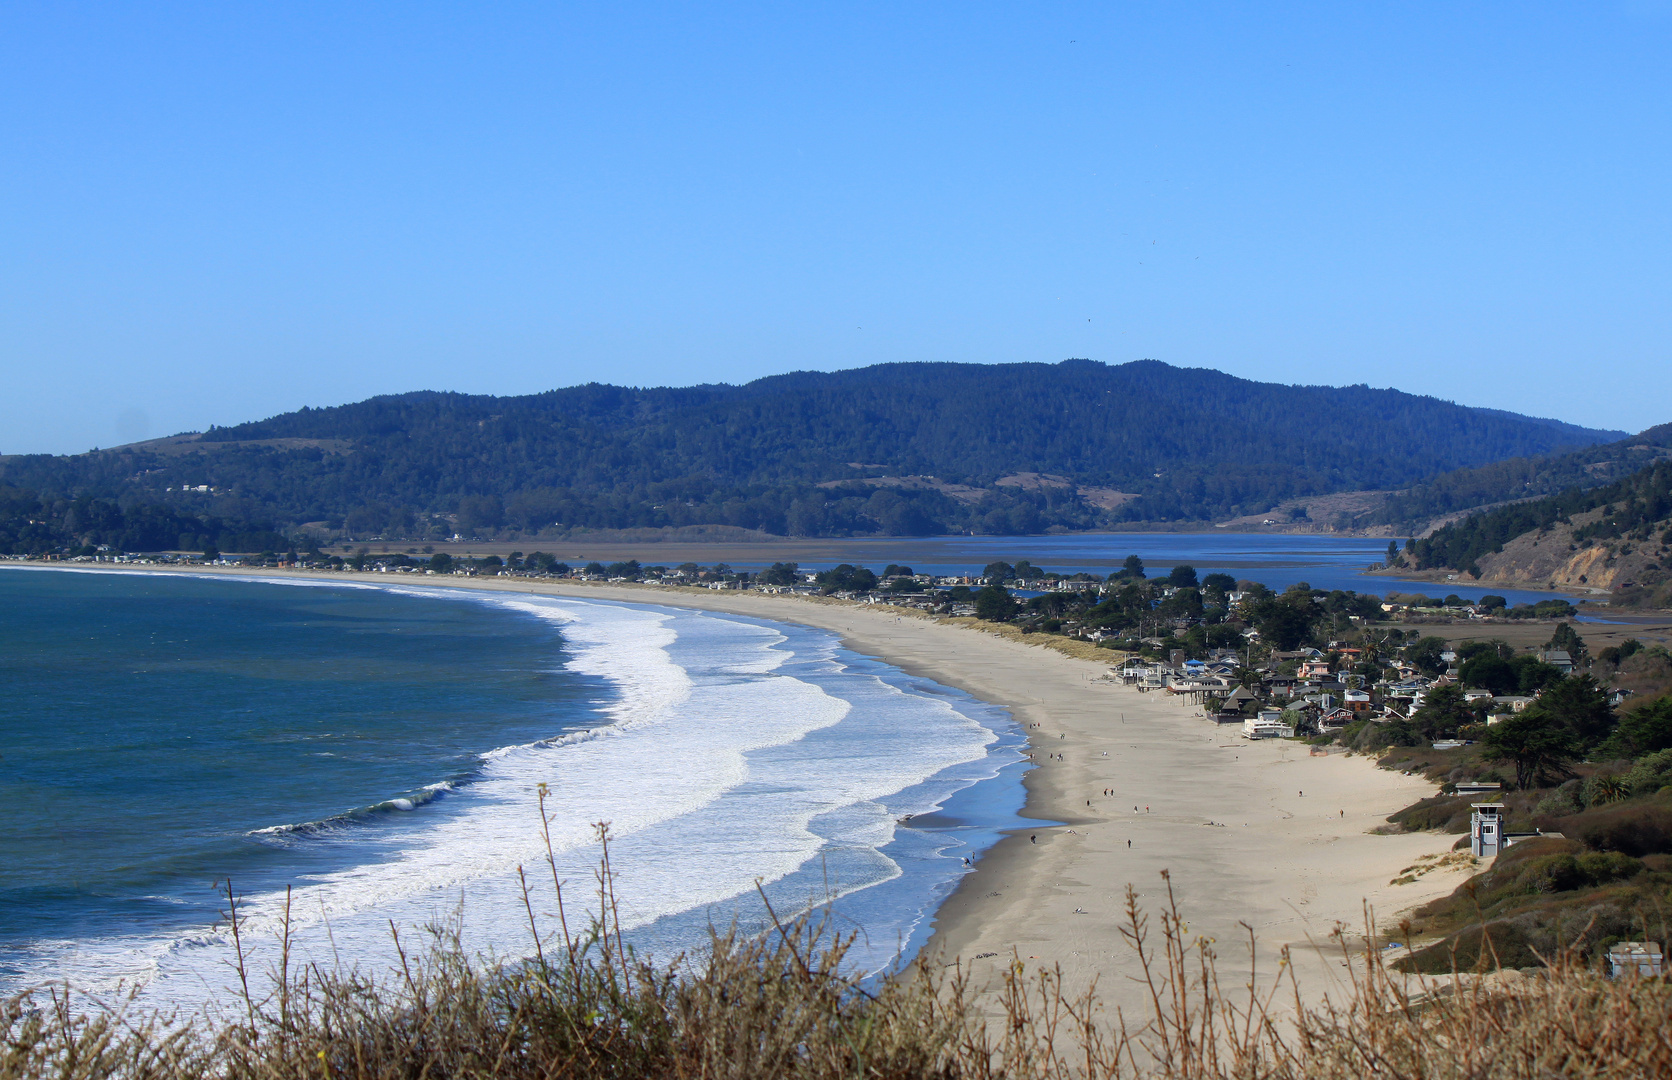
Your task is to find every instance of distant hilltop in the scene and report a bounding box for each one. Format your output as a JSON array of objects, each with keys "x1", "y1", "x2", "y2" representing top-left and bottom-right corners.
[{"x1": 0, "y1": 359, "x2": 1638, "y2": 553}]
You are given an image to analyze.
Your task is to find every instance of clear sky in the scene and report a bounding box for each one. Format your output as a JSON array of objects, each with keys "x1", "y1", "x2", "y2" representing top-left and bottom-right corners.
[{"x1": 3, "y1": 3, "x2": 1669, "y2": 455}]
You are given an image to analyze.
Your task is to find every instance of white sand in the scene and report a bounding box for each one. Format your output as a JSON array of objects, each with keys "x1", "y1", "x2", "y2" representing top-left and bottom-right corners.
[{"x1": 56, "y1": 567, "x2": 1477, "y2": 1012}]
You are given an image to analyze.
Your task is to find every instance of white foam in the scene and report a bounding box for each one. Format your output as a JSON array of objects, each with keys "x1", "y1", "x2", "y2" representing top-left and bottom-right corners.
[{"x1": 12, "y1": 587, "x2": 1001, "y2": 1014}]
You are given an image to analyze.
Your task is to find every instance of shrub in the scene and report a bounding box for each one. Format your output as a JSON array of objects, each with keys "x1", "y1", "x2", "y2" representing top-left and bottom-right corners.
[
  {"x1": 1623, "y1": 747, "x2": 1672, "y2": 794},
  {"x1": 1561, "y1": 803, "x2": 1672, "y2": 857},
  {"x1": 1515, "y1": 851, "x2": 1643, "y2": 894}
]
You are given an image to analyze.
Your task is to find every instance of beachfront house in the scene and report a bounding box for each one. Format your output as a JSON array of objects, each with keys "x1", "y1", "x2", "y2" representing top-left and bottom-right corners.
[
  {"x1": 1216, "y1": 684, "x2": 1259, "y2": 722},
  {"x1": 1243, "y1": 710, "x2": 1295, "y2": 739},
  {"x1": 1317, "y1": 706, "x2": 1355, "y2": 733}
]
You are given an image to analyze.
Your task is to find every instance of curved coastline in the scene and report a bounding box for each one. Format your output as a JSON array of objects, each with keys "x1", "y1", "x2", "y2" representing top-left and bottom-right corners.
[{"x1": 24, "y1": 565, "x2": 1477, "y2": 1015}]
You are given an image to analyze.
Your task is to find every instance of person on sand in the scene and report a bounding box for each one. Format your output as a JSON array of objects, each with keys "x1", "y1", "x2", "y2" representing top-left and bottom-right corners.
[{"x1": 1030, "y1": 834, "x2": 1036, "y2": 844}]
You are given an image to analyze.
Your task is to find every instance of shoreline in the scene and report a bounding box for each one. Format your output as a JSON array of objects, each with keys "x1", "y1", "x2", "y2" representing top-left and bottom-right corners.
[{"x1": 17, "y1": 564, "x2": 1477, "y2": 1014}]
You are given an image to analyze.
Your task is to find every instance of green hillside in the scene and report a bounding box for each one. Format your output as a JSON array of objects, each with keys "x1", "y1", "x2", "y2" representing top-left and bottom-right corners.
[{"x1": 0, "y1": 359, "x2": 1624, "y2": 549}]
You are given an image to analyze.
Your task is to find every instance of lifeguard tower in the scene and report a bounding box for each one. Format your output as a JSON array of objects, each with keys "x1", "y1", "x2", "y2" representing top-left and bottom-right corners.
[{"x1": 1471, "y1": 803, "x2": 1504, "y2": 857}]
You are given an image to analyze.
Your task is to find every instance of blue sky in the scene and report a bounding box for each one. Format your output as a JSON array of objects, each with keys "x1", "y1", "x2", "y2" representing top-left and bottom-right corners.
[{"x1": 3, "y1": 3, "x2": 1669, "y2": 455}]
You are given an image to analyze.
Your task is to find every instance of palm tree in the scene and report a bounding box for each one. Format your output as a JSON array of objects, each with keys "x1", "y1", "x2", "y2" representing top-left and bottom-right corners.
[{"x1": 1588, "y1": 775, "x2": 1629, "y2": 805}]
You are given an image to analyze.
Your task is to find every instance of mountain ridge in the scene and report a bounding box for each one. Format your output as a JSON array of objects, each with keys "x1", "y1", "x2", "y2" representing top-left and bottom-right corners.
[{"x1": 0, "y1": 359, "x2": 1627, "y2": 548}]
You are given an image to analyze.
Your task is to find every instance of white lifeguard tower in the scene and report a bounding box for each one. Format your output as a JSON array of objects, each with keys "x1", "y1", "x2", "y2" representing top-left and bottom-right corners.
[{"x1": 1471, "y1": 803, "x2": 1504, "y2": 857}]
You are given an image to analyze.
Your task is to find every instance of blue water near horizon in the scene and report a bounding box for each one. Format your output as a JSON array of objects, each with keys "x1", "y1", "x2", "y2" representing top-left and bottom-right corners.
[{"x1": 0, "y1": 568, "x2": 1027, "y2": 1013}]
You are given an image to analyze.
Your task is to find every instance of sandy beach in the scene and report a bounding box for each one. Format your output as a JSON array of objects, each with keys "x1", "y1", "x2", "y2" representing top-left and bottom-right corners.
[{"x1": 56, "y1": 566, "x2": 1476, "y2": 1015}]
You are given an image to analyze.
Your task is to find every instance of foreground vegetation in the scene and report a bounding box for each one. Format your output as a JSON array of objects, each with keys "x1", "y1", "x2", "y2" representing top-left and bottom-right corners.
[{"x1": 9, "y1": 856, "x2": 1672, "y2": 1080}]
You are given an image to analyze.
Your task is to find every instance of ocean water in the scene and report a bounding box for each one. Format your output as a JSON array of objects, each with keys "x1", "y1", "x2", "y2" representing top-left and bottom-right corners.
[{"x1": 0, "y1": 568, "x2": 1025, "y2": 1013}]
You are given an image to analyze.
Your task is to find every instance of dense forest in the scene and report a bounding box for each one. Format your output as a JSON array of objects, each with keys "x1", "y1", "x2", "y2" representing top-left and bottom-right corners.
[
  {"x1": 0, "y1": 484, "x2": 289, "y2": 557},
  {"x1": 1405, "y1": 461, "x2": 1672, "y2": 575},
  {"x1": 0, "y1": 359, "x2": 1625, "y2": 548}
]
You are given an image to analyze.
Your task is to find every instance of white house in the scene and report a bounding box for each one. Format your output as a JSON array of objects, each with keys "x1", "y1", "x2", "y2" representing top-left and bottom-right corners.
[{"x1": 1243, "y1": 710, "x2": 1295, "y2": 740}]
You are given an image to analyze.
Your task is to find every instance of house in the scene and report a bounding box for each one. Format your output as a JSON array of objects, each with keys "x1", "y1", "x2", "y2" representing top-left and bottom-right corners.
[
  {"x1": 1317, "y1": 706, "x2": 1355, "y2": 732},
  {"x1": 1216, "y1": 684, "x2": 1259, "y2": 722},
  {"x1": 1344, "y1": 688, "x2": 1372, "y2": 713},
  {"x1": 1539, "y1": 650, "x2": 1575, "y2": 674},
  {"x1": 1462, "y1": 688, "x2": 1495, "y2": 704},
  {"x1": 1492, "y1": 695, "x2": 1535, "y2": 713},
  {"x1": 1607, "y1": 942, "x2": 1663, "y2": 979},
  {"x1": 1243, "y1": 711, "x2": 1295, "y2": 739},
  {"x1": 1298, "y1": 659, "x2": 1332, "y2": 679}
]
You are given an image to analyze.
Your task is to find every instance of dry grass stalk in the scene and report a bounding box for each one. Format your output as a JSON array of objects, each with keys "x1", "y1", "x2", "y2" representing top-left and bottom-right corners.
[{"x1": 7, "y1": 805, "x2": 1671, "y2": 1079}]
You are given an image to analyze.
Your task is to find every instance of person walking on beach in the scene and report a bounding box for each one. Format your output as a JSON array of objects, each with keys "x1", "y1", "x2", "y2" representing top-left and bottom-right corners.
[{"x1": 1030, "y1": 834, "x2": 1036, "y2": 844}]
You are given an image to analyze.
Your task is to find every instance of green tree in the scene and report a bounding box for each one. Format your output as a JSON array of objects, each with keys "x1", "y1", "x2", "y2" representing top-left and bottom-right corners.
[
  {"x1": 1410, "y1": 685, "x2": 1479, "y2": 741},
  {"x1": 982, "y1": 561, "x2": 1015, "y2": 582},
  {"x1": 1386, "y1": 540, "x2": 1400, "y2": 565},
  {"x1": 1168, "y1": 564, "x2": 1198, "y2": 588},
  {"x1": 1482, "y1": 712, "x2": 1578, "y2": 790},
  {"x1": 1201, "y1": 572, "x2": 1236, "y2": 593},
  {"x1": 1121, "y1": 554, "x2": 1146, "y2": 579},
  {"x1": 1605, "y1": 695, "x2": 1672, "y2": 756},
  {"x1": 816, "y1": 564, "x2": 878, "y2": 594},
  {"x1": 428, "y1": 552, "x2": 454, "y2": 573},
  {"x1": 974, "y1": 584, "x2": 1017, "y2": 622},
  {"x1": 1508, "y1": 653, "x2": 1565, "y2": 693},
  {"x1": 1406, "y1": 636, "x2": 1450, "y2": 677},
  {"x1": 1531, "y1": 673, "x2": 1615, "y2": 750},
  {"x1": 1255, "y1": 602, "x2": 1311, "y2": 651},
  {"x1": 1547, "y1": 622, "x2": 1587, "y2": 658},
  {"x1": 759, "y1": 561, "x2": 800, "y2": 586},
  {"x1": 1459, "y1": 653, "x2": 1517, "y2": 695}
]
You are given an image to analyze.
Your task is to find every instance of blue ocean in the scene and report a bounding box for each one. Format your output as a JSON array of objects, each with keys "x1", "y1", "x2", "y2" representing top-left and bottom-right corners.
[{"x1": 0, "y1": 568, "x2": 1025, "y2": 1013}]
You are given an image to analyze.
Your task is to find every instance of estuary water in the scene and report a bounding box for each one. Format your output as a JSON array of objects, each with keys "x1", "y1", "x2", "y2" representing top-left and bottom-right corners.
[
  {"x1": 693, "y1": 532, "x2": 1590, "y2": 609},
  {"x1": 0, "y1": 568, "x2": 1025, "y2": 1013}
]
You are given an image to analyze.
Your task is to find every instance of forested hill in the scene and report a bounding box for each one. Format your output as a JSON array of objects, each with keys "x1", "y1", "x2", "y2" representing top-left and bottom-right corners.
[{"x1": 0, "y1": 359, "x2": 1625, "y2": 545}]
